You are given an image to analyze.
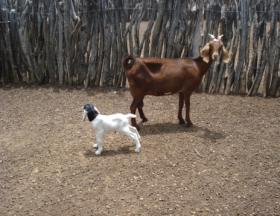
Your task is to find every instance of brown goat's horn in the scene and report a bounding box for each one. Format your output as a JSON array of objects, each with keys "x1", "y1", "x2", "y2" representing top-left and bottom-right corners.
[
  {"x1": 218, "y1": 35, "x2": 224, "y2": 40},
  {"x1": 208, "y1": 34, "x2": 216, "y2": 39}
]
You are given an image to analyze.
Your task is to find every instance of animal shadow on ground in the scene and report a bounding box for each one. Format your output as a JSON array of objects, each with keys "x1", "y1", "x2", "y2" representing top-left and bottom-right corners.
[
  {"x1": 140, "y1": 122, "x2": 186, "y2": 135},
  {"x1": 140, "y1": 122, "x2": 226, "y2": 143},
  {"x1": 189, "y1": 125, "x2": 226, "y2": 142},
  {"x1": 83, "y1": 145, "x2": 137, "y2": 158}
]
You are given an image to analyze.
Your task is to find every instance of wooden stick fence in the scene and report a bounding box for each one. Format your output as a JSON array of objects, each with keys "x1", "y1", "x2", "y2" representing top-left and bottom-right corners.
[{"x1": 0, "y1": 0, "x2": 279, "y2": 97}]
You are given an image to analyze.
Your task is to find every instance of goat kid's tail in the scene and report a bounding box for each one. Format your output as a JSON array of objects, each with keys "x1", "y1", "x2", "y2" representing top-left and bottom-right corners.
[
  {"x1": 125, "y1": 113, "x2": 137, "y2": 119},
  {"x1": 123, "y1": 55, "x2": 135, "y2": 70}
]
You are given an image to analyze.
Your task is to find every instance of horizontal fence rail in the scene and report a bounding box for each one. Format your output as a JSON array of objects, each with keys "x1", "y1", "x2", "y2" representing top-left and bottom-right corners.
[{"x1": 0, "y1": 0, "x2": 279, "y2": 97}]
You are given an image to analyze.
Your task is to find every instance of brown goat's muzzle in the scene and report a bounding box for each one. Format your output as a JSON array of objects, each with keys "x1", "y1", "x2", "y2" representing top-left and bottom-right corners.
[{"x1": 212, "y1": 53, "x2": 219, "y2": 60}]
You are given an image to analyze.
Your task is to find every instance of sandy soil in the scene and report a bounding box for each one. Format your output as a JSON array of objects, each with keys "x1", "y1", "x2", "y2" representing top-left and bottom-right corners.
[{"x1": 0, "y1": 87, "x2": 279, "y2": 216}]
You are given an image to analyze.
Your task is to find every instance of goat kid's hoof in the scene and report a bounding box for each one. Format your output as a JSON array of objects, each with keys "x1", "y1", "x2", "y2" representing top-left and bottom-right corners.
[
  {"x1": 93, "y1": 143, "x2": 98, "y2": 148},
  {"x1": 135, "y1": 148, "x2": 141, "y2": 153},
  {"x1": 95, "y1": 150, "x2": 102, "y2": 155}
]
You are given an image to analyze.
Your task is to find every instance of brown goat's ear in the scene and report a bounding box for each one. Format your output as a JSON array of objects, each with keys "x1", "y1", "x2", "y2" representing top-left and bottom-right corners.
[
  {"x1": 200, "y1": 43, "x2": 210, "y2": 63},
  {"x1": 222, "y1": 46, "x2": 230, "y2": 63}
]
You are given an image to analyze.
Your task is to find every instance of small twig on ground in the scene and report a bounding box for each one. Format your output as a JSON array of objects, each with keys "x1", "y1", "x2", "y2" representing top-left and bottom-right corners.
[{"x1": 194, "y1": 148, "x2": 203, "y2": 158}]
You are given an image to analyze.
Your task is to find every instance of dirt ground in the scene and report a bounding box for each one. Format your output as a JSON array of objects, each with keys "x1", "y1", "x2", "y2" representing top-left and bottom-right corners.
[{"x1": 0, "y1": 87, "x2": 279, "y2": 216}]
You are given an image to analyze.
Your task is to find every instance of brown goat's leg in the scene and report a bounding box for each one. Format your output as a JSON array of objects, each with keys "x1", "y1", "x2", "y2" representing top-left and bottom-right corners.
[
  {"x1": 178, "y1": 93, "x2": 185, "y2": 124},
  {"x1": 184, "y1": 93, "x2": 193, "y2": 127},
  {"x1": 138, "y1": 100, "x2": 148, "y2": 123},
  {"x1": 130, "y1": 99, "x2": 140, "y2": 130}
]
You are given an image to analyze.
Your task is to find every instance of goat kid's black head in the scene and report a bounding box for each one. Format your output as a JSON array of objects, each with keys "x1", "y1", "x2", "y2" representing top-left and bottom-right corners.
[{"x1": 83, "y1": 103, "x2": 99, "y2": 122}]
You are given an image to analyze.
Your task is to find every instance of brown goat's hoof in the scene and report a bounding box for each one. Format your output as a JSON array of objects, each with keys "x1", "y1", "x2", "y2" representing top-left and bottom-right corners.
[
  {"x1": 179, "y1": 119, "x2": 185, "y2": 125},
  {"x1": 185, "y1": 122, "x2": 193, "y2": 128},
  {"x1": 141, "y1": 118, "x2": 148, "y2": 123}
]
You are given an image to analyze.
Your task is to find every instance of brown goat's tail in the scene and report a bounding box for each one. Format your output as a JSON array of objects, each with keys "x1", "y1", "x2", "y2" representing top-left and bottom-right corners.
[{"x1": 123, "y1": 55, "x2": 135, "y2": 70}]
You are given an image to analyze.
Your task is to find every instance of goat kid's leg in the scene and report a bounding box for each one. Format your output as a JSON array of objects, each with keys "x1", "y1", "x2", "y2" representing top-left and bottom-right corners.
[
  {"x1": 178, "y1": 92, "x2": 185, "y2": 124},
  {"x1": 184, "y1": 93, "x2": 193, "y2": 127},
  {"x1": 121, "y1": 127, "x2": 141, "y2": 153},
  {"x1": 95, "y1": 131, "x2": 104, "y2": 155},
  {"x1": 134, "y1": 136, "x2": 141, "y2": 153},
  {"x1": 130, "y1": 98, "x2": 141, "y2": 130},
  {"x1": 129, "y1": 125, "x2": 141, "y2": 140},
  {"x1": 138, "y1": 100, "x2": 148, "y2": 123},
  {"x1": 132, "y1": 132, "x2": 141, "y2": 153}
]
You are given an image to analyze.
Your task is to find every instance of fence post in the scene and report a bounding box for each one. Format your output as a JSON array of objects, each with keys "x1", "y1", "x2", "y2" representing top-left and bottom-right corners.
[{"x1": 233, "y1": 0, "x2": 249, "y2": 94}]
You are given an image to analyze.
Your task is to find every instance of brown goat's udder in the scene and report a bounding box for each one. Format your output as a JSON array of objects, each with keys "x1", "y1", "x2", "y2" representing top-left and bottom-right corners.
[{"x1": 153, "y1": 91, "x2": 173, "y2": 96}]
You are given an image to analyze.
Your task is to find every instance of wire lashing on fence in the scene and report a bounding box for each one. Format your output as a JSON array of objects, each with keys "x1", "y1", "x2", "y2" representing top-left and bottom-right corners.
[{"x1": 2, "y1": 7, "x2": 280, "y2": 15}]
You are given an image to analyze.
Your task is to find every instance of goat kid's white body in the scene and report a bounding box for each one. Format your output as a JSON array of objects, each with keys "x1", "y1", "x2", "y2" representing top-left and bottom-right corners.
[
  {"x1": 85, "y1": 111, "x2": 141, "y2": 155},
  {"x1": 91, "y1": 113, "x2": 135, "y2": 131}
]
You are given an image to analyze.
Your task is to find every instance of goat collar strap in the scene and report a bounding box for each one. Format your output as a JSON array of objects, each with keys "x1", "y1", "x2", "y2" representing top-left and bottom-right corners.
[{"x1": 87, "y1": 110, "x2": 99, "y2": 122}]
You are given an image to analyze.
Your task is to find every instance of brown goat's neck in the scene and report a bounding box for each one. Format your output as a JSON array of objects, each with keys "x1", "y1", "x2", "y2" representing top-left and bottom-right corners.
[{"x1": 194, "y1": 57, "x2": 212, "y2": 76}]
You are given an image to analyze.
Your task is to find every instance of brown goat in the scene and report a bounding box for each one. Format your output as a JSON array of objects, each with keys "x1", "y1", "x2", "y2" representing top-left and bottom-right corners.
[{"x1": 123, "y1": 34, "x2": 230, "y2": 130}]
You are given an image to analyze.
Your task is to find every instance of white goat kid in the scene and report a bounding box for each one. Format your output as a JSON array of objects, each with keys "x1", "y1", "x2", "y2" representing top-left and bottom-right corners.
[{"x1": 82, "y1": 104, "x2": 141, "y2": 155}]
